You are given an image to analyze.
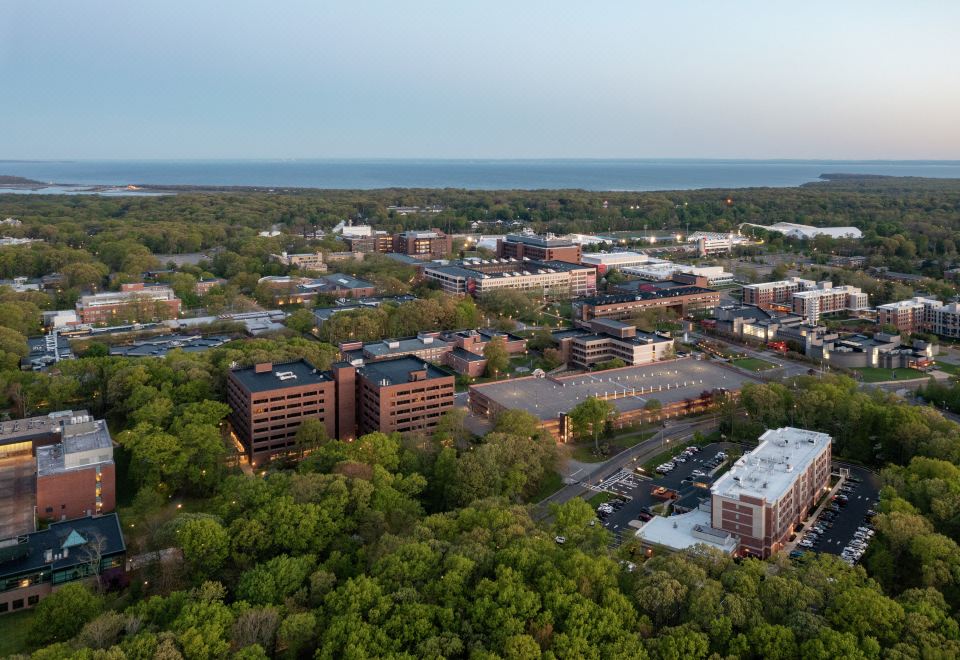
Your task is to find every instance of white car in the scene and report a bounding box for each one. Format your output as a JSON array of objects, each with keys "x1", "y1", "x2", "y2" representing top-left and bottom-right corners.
[{"x1": 691, "y1": 470, "x2": 707, "y2": 478}]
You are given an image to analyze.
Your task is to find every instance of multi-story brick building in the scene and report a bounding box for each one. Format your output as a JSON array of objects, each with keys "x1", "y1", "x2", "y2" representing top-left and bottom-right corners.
[
  {"x1": 876, "y1": 297, "x2": 937, "y2": 334},
  {"x1": 271, "y1": 251, "x2": 328, "y2": 272},
  {"x1": 572, "y1": 287, "x2": 720, "y2": 326},
  {"x1": 562, "y1": 319, "x2": 674, "y2": 369},
  {"x1": 392, "y1": 229, "x2": 452, "y2": 259},
  {"x1": 227, "y1": 357, "x2": 455, "y2": 462},
  {"x1": 356, "y1": 357, "x2": 455, "y2": 435},
  {"x1": 497, "y1": 234, "x2": 582, "y2": 264},
  {"x1": 344, "y1": 231, "x2": 393, "y2": 254},
  {"x1": 227, "y1": 361, "x2": 338, "y2": 463},
  {"x1": 741, "y1": 277, "x2": 816, "y2": 307},
  {"x1": 711, "y1": 427, "x2": 832, "y2": 557},
  {"x1": 791, "y1": 283, "x2": 868, "y2": 323},
  {"x1": 36, "y1": 418, "x2": 115, "y2": 523},
  {"x1": 76, "y1": 283, "x2": 181, "y2": 325}
]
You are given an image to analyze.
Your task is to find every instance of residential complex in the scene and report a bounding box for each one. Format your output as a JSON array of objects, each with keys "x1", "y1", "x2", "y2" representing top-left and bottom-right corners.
[
  {"x1": 791, "y1": 283, "x2": 868, "y2": 323},
  {"x1": 876, "y1": 297, "x2": 960, "y2": 340},
  {"x1": 496, "y1": 234, "x2": 582, "y2": 264},
  {"x1": 572, "y1": 287, "x2": 720, "y2": 326},
  {"x1": 423, "y1": 258, "x2": 596, "y2": 297},
  {"x1": 76, "y1": 283, "x2": 181, "y2": 325},
  {"x1": 741, "y1": 277, "x2": 816, "y2": 307},
  {"x1": 227, "y1": 357, "x2": 455, "y2": 463}
]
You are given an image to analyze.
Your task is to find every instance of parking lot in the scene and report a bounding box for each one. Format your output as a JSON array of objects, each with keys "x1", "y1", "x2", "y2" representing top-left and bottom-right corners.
[
  {"x1": 589, "y1": 442, "x2": 733, "y2": 544},
  {"x1": 792, "y1": 465, "x2": 880, "y2": 561}
]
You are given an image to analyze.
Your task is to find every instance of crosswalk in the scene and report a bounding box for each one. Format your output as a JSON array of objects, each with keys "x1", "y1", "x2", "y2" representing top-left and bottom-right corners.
[{"x1": 591, "y1": 468, "x2": 641, "y2": 496}]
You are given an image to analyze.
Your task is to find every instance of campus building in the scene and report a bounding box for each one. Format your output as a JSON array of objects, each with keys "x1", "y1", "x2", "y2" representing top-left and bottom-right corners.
[
  {"x1": 227, "y1": 357, "x2": 455, "y2": 463},
  {"x1": 553, "y1": 319, "x2": 674, "y2": 369},
  {"x1": 791, "y1": 283, "x2": 868, "y2": 323},
  {"x1": 711, "y1": 427, "x2": 832, "y2": 557},
  {"x1": 686, "y1": 232, "x2": 750, "y2": 256},
  {"x1": 0, "y1": 513, "x2": 125, "y2": 614},
  {"x1": 622, "y1": 263, "x2": 734, "y2": 287},
  {"x1": 496, "y1": 234, "x2": 582, "y2": 264},
  {"x1": 76, "y1": 283, "x2": 181, "y2": 325},
  {"x1": 741, "y1": 278, "x2": 816, "y2": 307},
  {"x1": 423, "y1": 259, "x2": 596, "y2": 297},
  {"x1": 257, "y1": 274, "x2": 377, "y2": 305},
  {"x1": 571, "y1": 287, "x2": 720, "y2": 326},
  {"x1": 580, "y1": 252, "x2": 654, "y2": 275},
  {"x1": 392, "y1": 229, "x2": 452, "y2": 259},
  {"x1": 344, "y1": 231, "x2": 394, "y2": 254},
  {"x1": 271, "y1": 252, "x2": 328, "y2": 272},
  {"x1": 356, "y1": 357, "x2": 455, "y2": 435}
]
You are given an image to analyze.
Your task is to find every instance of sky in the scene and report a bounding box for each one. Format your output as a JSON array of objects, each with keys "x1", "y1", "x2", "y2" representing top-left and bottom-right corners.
[{"x1": 1, "y1": 0, "x2": 958, "y2": 160}]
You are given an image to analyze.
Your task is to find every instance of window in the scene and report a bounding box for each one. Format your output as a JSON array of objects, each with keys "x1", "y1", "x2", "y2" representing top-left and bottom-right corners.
[
  {"x1": 0, "y1": 601, "x2": 7, "y2": 612},
  {"x1": 27, "y1": 595, "x2": 39, "y2": 606},
  {"x1": 12, "y1": 599, "x2": 23, "y2": 610}
]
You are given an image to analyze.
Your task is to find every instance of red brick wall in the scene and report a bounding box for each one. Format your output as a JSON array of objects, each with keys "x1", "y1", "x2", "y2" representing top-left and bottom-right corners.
[{"x1": 36, "y1": 463, "x2": 115, "y2": 522}]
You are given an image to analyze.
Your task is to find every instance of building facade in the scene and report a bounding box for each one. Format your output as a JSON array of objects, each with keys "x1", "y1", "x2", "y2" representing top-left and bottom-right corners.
[
  {"x1": 563, "y1": 319, "x2": 674, "y2": 369},
  {"x1": 497, "y1": 235, "x2": 582, "y2": 264},
  {"x1": 741, "y1": 278, "x2": 816, "y2": 307},
  {"x1": 572, "y1": 287, "x2": 720, "y2": 326},
  {"x1": 392, "y1": 229, "x2": 452, "y2": 259},
  {"x1": 711, "y1": 427, "x2": 832, "y2": 558},
  {"x1": 790, "y1": 283, "x2": 868, "y2": 323},
  {"x1": 423, "y1": 259, "x2": 597, "y2": 298},
  {"x1": 76, "y1": 283, "x2": 181, "y2": 325},
  {"x1": 36, "y1": 418, "x2": 115, "y2": 523}
]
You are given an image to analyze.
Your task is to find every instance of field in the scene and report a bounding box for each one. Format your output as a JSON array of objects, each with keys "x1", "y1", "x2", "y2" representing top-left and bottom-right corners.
[
  {"x1": 0, "y1": 609, "x2": 34, "y2": 656},
  {"x1": 853, "y1": 367, "x2": 926, "y2": 383},
  {"x1": 731, "y1": 357, "x2": 777, "y2": 372}
]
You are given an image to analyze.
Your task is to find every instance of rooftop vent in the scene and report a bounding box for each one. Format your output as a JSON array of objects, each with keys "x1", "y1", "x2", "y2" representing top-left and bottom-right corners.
[{"x1": 275, "y1": 371, "x2": 297, "y2": 381}]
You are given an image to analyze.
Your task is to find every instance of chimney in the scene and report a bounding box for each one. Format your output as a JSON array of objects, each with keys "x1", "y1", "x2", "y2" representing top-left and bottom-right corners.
[{"x1": 254, "y1": 362, "x2": 273, "y2": 373}]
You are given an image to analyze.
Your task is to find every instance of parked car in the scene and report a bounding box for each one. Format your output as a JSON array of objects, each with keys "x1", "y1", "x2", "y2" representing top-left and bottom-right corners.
[{"x1": 691, "y1": 470, "x2": 707, "y2": 478}]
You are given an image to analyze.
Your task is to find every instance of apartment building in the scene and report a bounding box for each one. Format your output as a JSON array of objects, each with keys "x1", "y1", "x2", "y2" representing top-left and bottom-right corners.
[
  {"x1": 711, "y1": 427, "x2": 832, "y2": 557},
  {"x1": 36, "y1": 418, "x2": 115, "y2": 523},
  {"x1": 423, "y1": 259, "x2": 596, "y2": 297},
  {"x1": 877, "y1": 297, "x2": 941, "y2": 334},
  {"x1": 741, "y1": 277, "x2": 816, "y2": 307},
  {"x1": 227, "y1": 357, "x2": 456, "y2": 462},
  {"x1": 355, "y1": 357, "x2": 455, "y2": 435},
  {"x1": 563, "y1": 319, "x2": 674, "y2": 369},
  {"x1": 76, "y1": 283, "x2": 181, "y2": 325},
  {"x1": 497, "y1": 234, "x2": 582, "y2": 264},
  {"x1": 572, "y1": 287, "x2": 720, "y2": 326},
  {"x1": 392, "y1": 229, "x2": 452, "y2": 259},
  {"x1": 791, "y1": 283, "x2": 868, "y2": 323},
  {"x1": 227, "y1": 361, "x2": 338, "y2": 463}
]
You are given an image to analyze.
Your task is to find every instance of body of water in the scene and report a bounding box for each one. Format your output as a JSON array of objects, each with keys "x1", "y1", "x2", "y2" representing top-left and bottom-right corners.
[{"x1": 2, "y1": 159, "x2": 960, "y2": 192}]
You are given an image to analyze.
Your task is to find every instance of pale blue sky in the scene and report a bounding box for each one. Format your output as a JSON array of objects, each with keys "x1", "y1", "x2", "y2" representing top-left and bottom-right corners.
[{"x1": 1, "y1": 1, "x2": 958, "y2": 159}]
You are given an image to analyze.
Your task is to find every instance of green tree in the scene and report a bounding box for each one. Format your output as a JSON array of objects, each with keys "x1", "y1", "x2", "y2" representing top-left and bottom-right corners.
[
  {"x1": 294, "y1": 418, "x2": 329, "y2": 458},
  {"x1": 175, "y1": 515, "x2": 230, "y2": 579},
  {"x1": 569, "y1": 396, "x2": 616, "y2": 453},
  {"x1": 286, "y1": 308, "x2": 317, "y2": 334},
  {"x1": 28, "y1": 583, "x2": 103, "y2": 645},
  {"x1": 483, "y1": 336, "x2": 510, "y2": 378}
]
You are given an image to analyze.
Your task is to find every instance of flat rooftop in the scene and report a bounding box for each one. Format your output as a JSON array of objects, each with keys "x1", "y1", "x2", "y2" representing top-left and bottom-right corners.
[
  {"x1": 37, "y1": 420, "x2": 114, "y2": 476},
  {"x1": 0, "y1": 514, "x2": 125, "y2": 578},
  {"x1": 578, "y1": 286, "x2": 716, "y2": 306},
  {"x1": 109, "y1": 334, "x2": 231, "y2": 358},
  {"x1": 712, "y1": 427, "x2": 831, "y2": 503},
  {"x1": 364, "y1": 335, "x2": 453, "y2": 358},
  {"x1": 504, "y1": 234, "x2": 576, "y2": 248},
  {"x1": 635, "y1": 508, "x2": 738, "y2": 554},
  {"x1": 231, "y1": 360, "x2": 330, "y2": 393},
  {"x1": 359, "y1": 355, "x2": 451, "y2": 387},
  {"x1": 471, "y1": 358, "x2": 758, "y2": 421},
  {"x1": 0, "y1": 410, "x2": 90, "y2": 447}
]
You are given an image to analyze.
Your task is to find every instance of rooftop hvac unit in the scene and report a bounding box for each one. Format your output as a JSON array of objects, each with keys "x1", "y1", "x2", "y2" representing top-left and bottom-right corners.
[{"x1": 275, "y1": 371, "x2": 297, "y2": 381}]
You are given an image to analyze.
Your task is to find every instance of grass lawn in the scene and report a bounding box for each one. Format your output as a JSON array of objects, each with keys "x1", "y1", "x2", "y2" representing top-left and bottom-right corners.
[
  {"x1": 570, "y1": 430, "x2": 655, "y2": 463},
  {"x1": 933, "y1": 361, "x2": 960, "y2": 376},
  {"x1": 732, "y1": 357, "x2": 777, "y2": 372},
  {"x1": 854, "y1": 367, "x2": 926, "y2": 383},
  {"x1": 531, "y1": 470, "x2": 564, "y2": 503},
  {"x1": 0, "y1": 609, "x2": 34, "y2": 656},
  {"x1": 587, "y1": 491, "x2": 616, "y2": 506}
]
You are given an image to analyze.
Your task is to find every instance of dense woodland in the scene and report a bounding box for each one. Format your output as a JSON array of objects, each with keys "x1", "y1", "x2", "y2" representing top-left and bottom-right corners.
[{"x1": 3, "y1": 180, "x2": 960, "y2": 657}]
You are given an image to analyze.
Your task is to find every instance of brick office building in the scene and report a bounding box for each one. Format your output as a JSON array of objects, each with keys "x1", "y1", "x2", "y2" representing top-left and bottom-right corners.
[
  {"x1": 392, "y1": 229, "x2": 452, "y2": 259},
  {"x1": 497, "y1": 234, "x2": 582, "y2": 264},
  {"x1": 228, "y1": 357, "x2": 454, "y2": 462},
  {"x1": 227, "y1": 361, "x2": 338, "y2": 464},
  {"x1": 356, "y1": 357, "x2": 455, "y2": 435}
]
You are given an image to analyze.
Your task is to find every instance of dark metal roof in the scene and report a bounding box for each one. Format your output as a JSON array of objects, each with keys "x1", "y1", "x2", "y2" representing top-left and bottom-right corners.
[
  {"x1": 0, "y1": 513, "x2": 125, "y2": 579},
  {"x1": 358, "y1": 355, "x2": 451, "y2": 387},
  {"x1": 230, "y1": 359, "x2": 330, "y2": 393},
  {"x1": 578, "y1": 286, "x2": 716, "y2": 306}
]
